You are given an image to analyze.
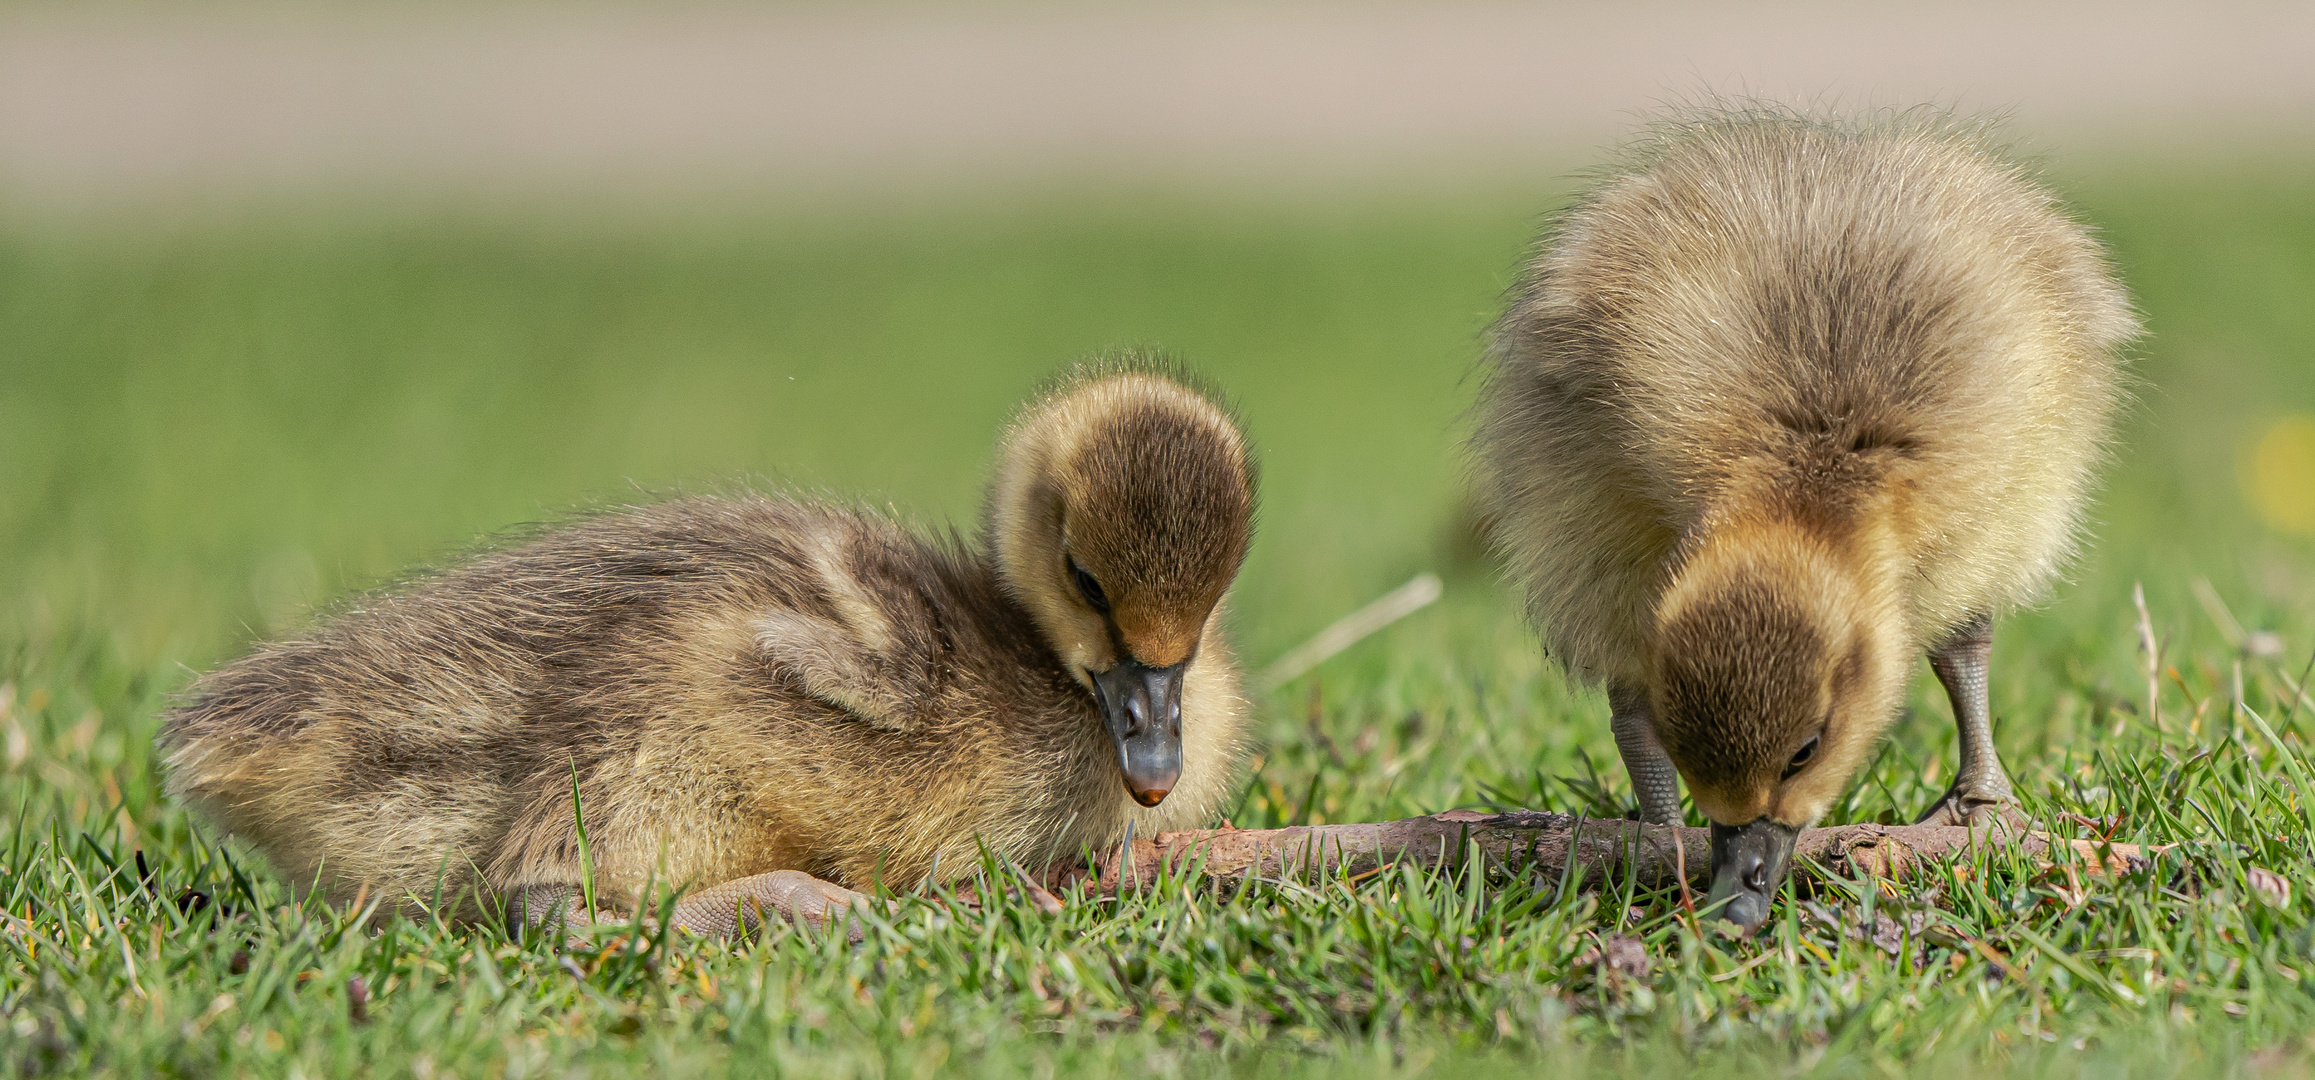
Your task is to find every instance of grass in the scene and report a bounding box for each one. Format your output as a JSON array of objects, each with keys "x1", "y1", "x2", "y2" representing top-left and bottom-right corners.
[{"x1": 5, "y1": 161, "x2": 2315, "y2": 1077}]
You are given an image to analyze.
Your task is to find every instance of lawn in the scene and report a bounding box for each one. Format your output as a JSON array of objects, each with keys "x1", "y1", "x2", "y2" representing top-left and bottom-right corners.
[{"x1": 5, "y1": 161, "x2": 2315, "y2": 1077}]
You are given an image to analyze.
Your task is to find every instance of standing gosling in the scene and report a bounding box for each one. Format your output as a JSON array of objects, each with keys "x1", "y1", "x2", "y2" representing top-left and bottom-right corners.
[
  {"x1": 1475, "y1": 108, "x2": 2136, "y2": 930},
  {"x1": 161, "y1": 363, "x2": 1257, "y2": 935}
]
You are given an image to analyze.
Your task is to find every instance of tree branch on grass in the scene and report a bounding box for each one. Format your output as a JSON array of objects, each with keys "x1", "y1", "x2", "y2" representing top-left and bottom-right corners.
[{"x1": 1049, "y1": 810, "x2": 2159, "y2": 896}]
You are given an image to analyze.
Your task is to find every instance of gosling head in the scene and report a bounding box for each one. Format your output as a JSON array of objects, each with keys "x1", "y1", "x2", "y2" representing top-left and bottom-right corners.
[
  {"x1": 989, "y1": 362, "x2": 1255, "y2": 808},
  {"x1": 1649, "y1": 519, "x2": 1909, "y2": 932}
]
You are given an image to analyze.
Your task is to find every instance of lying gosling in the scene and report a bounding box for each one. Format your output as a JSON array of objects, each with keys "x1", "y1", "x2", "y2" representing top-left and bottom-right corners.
[
  {"x1": 161, "y1": 363, "x2": 1257, "y2": 935},
  {"x1": 1474, "y1": 107, "x2": 2136, "y2": 930}
]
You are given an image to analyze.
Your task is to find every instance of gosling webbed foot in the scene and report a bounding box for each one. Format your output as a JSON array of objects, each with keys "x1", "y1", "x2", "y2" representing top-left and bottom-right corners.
[
  {"x1": 669, "y1": 870, "x2": 875, "y2": 942},
  {"x1": 1913, "y1": 776, "x2": 2028, "y2": 832},
  {"x1": 502, "y1": 884, "x2": 609, "y2": 933}
]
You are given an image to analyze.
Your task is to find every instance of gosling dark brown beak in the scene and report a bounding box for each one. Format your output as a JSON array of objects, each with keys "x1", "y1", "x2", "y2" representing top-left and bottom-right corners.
[
  {"x1": 1091, "y1": 658, "x2": 1184, "y2": 806},
  {"x1": 1705, "y1": 818, "x2": 1801, "y2": 933}
]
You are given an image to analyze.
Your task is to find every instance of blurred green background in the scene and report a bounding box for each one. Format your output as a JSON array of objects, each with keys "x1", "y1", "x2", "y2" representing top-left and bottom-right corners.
[{"x1": 0, "y1": 190, "x2": 1519, "y2": 661}]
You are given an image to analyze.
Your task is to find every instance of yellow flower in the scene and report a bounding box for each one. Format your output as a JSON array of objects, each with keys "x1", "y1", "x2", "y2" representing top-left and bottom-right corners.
[{"x1": 2248, "y1": 415, "x2": 2315, "y2": 535}]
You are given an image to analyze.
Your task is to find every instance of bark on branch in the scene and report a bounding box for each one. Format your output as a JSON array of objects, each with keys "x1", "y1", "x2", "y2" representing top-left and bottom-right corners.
[{"x1": 1053, "y1": 810, "x2": 2157, "y2": 896}]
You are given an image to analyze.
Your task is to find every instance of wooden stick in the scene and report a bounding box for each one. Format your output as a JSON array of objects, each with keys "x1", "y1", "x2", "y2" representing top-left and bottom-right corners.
[{"x1": 1052, "y1": 810, "x2": 2159, "y2": 896}]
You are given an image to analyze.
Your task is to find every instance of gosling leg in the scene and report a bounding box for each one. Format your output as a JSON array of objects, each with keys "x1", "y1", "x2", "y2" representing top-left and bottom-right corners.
[
  {"x1": 1611, "y1": 685, "x2": 1683, "y2": 825},
  {"x1": 670, "y1": 870, "x2": 873, "y2": 942},
  {"x1": 1914, "y1": 614, "x2": 2025, "y2": 828}
]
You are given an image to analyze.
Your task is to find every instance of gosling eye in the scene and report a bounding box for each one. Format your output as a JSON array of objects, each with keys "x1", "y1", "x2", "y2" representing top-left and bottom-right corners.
[
  {"x1": 1782, "y1": 735, "x2": 1820, "y2": 780},
  {"x1": 1069, "y1": 557, "x2": 1110, "y2": 613}
]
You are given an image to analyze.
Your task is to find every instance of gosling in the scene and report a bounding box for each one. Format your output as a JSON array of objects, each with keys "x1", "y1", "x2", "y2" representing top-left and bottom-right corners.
[
  {"x1": 1474, "y1": 107, "x2": 2136, "y2": 930},
  {"x1": 161, "y1": 362, "x2": 1257, "y2": 936}
]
